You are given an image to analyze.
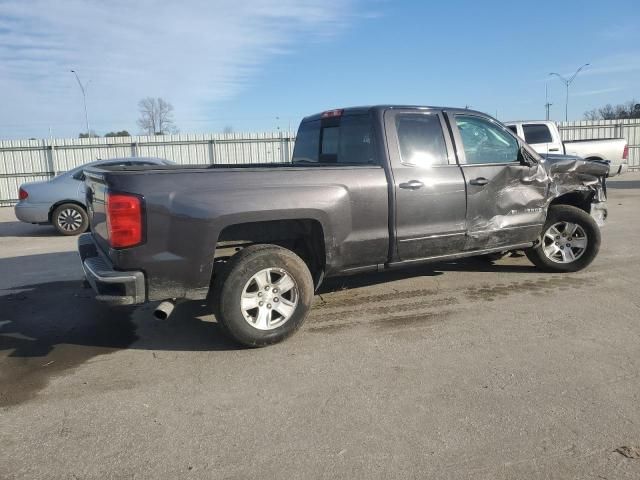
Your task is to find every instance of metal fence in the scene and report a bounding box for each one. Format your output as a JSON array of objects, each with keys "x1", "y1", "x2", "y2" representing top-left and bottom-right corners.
[
  {"x1": 559, "y1": 118, "x2": 640, "y2": 170},
  {"x1": 0, "y1": 132, "x2": 295, "y2": 206},
  {"x1": 1, "y1": 118, "x2": 639, "y2": 206}
]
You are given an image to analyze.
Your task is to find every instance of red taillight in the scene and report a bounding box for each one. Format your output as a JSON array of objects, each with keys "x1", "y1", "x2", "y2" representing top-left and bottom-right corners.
[
  {"x1": 623, "y1": 144, "x2": 629, "y2": 160},
  {"x1": 321, "y1": 108, "x2": 343, "y2": 118},
  {"x1": 106, "y1": 193, "x2": 143, "y2": 248},
  {"x1": 18, "y1": 188, "x2": 28, "y2": 200}
]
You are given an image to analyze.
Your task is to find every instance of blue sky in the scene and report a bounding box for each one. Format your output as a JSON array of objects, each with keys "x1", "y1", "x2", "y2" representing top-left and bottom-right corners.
[{"x1": 1, "y1": 0, "x2": 639, "y2": 139}]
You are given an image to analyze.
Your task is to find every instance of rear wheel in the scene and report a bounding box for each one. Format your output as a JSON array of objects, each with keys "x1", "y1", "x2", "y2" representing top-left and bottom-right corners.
[
  {"x1": 212, "y1": 244, "x2": 314, "y2": 347},
  {"x1": 52, "y1": 203, "x2": 88, "y2": 236},
  {"x1": 526, "y1": 205, "x2": 600, "y2": 272}
]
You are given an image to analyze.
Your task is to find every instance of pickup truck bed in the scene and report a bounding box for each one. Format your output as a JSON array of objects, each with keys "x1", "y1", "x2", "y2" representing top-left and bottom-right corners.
[
  {"x1": 84, "y1": 162, "x2": 390, "y2": 301},
  {"x1": 80, "y1": 105, "x2": 610, "y2": 346}
]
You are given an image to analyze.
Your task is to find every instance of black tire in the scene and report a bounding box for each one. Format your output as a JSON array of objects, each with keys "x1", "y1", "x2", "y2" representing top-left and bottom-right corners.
[
  {"x1": 525, "y1": 205, "x2": 600, "y2": 272},
  {"x1": 211, "y1": 244, "x2": 314, "y2": 347},
  {"x1": 52, "y1": 203, "x2": 89, "y2": 236}
]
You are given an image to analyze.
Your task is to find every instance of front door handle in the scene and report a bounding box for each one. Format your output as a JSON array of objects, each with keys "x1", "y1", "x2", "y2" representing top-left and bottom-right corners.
[
  {"x1": 399, "y1": 180, "x2": 425, "y2": 190},
  {"x1": 549, "y1": 148, "x2": 560, "y2": 152},
  {"x1": 469, "y1": 177, "x2": 489, "y2": 186}
]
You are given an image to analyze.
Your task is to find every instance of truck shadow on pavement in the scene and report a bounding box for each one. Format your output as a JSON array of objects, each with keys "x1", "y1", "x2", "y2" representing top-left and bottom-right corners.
[
  {"x1": 1, "y1": 255, "x2": 535, "y2": 358},
  {"x1": 0, "y1": 280, "x2": 237, "y2": 407},
  {"x1": 0, "y1": 281, "x2": 238, "y2": 358},
  {"x1": 0, "y1": 253, "x2": 537, "y2": 406}
]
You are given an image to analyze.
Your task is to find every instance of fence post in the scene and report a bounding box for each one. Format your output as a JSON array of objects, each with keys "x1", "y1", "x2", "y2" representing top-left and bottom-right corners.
[
  {"x1": 208, "y1": 139, "x2": 217, "y2": 164},
  {"x1": 45, "y1": 138, "x2": 57, "y2": 178}
]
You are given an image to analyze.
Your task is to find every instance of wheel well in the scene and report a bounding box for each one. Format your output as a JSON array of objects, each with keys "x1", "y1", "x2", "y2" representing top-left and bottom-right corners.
[
  {"x1": 48, "y1": 200, "x2": 86, "y2": 222},
  {"x1": 584, "y1": 156, "x2": 602, "y2": 161},
  {"x1": 549, "y1": 191, "x2": 592, "y2": 213},
  {"x1": 215, "y1": 219, "x2": 326, "y2": 286}
]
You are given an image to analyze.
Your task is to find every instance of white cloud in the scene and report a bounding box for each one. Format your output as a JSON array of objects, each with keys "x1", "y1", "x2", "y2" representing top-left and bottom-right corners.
[
  {"x1": 0, "y1": 0, "x2": 361, "y2": 138},
  {"x1": 572, "y1": 87, "x2": 625, "y2": 97}
]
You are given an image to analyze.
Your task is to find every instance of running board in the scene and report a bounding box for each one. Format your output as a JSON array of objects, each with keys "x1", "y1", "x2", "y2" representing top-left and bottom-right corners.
[{"x1": 385, "y1": 242, "x2": 534, "y2": 269}]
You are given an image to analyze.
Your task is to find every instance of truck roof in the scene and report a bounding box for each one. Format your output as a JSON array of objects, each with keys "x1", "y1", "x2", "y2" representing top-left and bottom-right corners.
[
  {"x1": 503, "y1": 120, "x2": 553, "y2": 125},
  {"x1": 301, "y1": 105, "x2": 489, "y2": 122}
]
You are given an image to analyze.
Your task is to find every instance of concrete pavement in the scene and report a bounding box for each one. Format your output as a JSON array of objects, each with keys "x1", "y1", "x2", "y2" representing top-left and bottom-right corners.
[{"x1": 2, "y1": 173, "x2": 640, "y2": 479}]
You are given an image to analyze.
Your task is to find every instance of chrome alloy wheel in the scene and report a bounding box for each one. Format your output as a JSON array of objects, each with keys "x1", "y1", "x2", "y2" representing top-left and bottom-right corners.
[
  {"x1": 57, "y1": 208, "x2": 83, "y2": 232},
  {"x1": 542, "y1": 221, "x2": 588, "y2": 264},
  {"x1": 240, "y1": 268, "x2": 299, "y2": 330}
]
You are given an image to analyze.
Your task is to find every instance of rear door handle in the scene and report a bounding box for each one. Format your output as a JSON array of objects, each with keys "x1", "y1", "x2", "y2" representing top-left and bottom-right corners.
[
  {"x1": 469, "y1": 177, "x2": 489, "y2": 186},
  {"x1": 399, "y1": 180, "x2": 425, "y2": 190},
  {"x1": 549, "y1": 148, "x2": 560, "y2": 152}
]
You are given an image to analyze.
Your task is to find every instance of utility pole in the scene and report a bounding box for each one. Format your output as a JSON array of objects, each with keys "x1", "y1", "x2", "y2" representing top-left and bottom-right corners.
[
  {"x1": 544, "y1": 83, "x2": 552, "y2": 120},
  {"x1": 549, "y1": 63, "x2": 590, "y2": 121},
  {"x1": 70, "y1": 70, "x2": 90, "y2": 136}
]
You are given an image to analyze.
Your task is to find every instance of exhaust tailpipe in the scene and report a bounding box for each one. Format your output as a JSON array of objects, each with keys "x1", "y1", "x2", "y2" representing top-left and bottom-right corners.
[{"x1": 153, "y1": 300, "x2": 176, "y2": 320}]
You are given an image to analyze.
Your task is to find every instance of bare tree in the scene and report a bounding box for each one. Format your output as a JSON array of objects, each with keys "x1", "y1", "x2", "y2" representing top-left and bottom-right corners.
[
  {"x1": 137, "y1": 97, "x2": 178, "y2": 135},
  {"x1": 584, "y1": 99, "x2": 640, "y2": 120},
  {"x1": 223, "y1": 125, "x2": 234, "y2": 134}
]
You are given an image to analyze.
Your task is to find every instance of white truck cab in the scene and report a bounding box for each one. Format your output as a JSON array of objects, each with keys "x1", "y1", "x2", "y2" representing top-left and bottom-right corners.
[{"x1": 504, "y1": 120, "x2": 628, "y2": 177}]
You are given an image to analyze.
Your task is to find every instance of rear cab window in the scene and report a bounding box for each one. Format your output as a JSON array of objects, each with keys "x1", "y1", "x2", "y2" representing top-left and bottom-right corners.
[{"x1": 293, "y1": 114, "x2": 377, "y2": 165}]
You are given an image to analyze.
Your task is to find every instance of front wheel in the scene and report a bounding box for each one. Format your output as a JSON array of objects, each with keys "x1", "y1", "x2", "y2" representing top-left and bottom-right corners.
[
  {"x1": 525, "y1": 205, "x2": 600, "y2": 272},
  {"x1": 212, "y1": 244, "x2": 314, "y2": 347}
]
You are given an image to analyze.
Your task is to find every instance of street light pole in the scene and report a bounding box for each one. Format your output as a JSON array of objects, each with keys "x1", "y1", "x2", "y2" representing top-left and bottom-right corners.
[
  {"x1": 549, "y1": 63, "x2": 590, "y2": 122},
  {"x1": 70, "y1": 70, "x2": 90, "y2": 136},
  {"x1": 544, "y1": 83, "x2": 552, "y2": 121}
]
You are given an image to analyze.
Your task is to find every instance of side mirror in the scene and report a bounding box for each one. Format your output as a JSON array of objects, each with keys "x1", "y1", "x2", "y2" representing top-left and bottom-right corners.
[{"x1": 518, "y1": 146, "x2": 536, "y2": 167}]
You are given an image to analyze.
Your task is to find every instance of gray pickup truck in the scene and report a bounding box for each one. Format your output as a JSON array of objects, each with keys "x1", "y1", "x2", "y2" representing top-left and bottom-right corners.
[{"x1": 79, "y1": 106, "x2": 610, "y2": 346}]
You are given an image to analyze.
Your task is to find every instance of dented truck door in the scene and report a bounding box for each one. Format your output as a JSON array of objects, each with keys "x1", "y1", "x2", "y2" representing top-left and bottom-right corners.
[
  {"x1": 385, "y1": 109, "x2": 467, "y2": 261},
  {"x1": 446, "y1": 113, "x2": 549, "y2": 250}
]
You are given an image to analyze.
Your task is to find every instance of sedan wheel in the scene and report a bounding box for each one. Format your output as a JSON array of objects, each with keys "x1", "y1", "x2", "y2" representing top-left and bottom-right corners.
[
  {"x1": 58, "y1": 208, "x2": 84, "y2": 232},
  {"x1": 52, "y1": 203, "x2": 89, "y2": 236}
]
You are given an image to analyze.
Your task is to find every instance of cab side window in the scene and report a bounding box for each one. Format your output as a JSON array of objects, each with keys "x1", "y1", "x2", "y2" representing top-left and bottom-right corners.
[
  {"x1": 455, "y1": 115, "x2": 519, "y2": 165},
  {"x1": 395, "y1": 114, "x2": 448, "y2": 166}
]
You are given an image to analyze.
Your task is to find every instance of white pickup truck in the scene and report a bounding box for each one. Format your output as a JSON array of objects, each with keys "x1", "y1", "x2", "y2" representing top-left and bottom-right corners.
[{"x1": 504, "y1": 120, "x2": 628, "y2": 177}]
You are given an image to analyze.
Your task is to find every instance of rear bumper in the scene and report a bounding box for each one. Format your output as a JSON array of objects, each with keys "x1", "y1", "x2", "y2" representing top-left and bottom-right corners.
[
  {"x1": 14, "y1": 201, "x2": 49, "y2": 223},
  {"x1": 78, "y1": 233, "x2": 146, "y2": 305},
  {"x1": 608, "y1": 163, "x2": 628, "y2": 177}
]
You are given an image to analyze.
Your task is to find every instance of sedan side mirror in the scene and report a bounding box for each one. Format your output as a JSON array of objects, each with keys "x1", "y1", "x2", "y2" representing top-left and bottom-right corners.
[{"x1": 518, "y1": 146, "x2": 537, "y2": 167}]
